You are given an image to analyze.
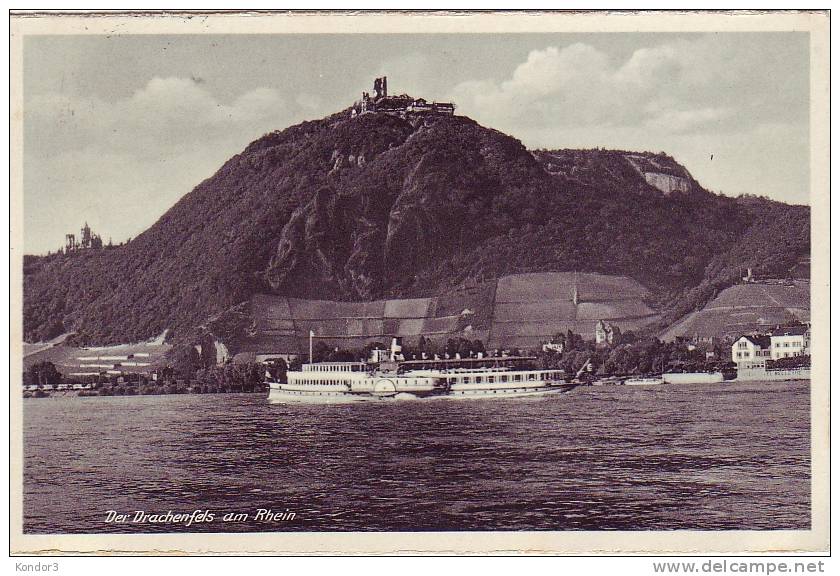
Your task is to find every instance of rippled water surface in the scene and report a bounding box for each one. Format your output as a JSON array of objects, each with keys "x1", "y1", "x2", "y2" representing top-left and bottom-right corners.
[{"x1": 23, "y1": 381, "x2": 810, "y2": 532}]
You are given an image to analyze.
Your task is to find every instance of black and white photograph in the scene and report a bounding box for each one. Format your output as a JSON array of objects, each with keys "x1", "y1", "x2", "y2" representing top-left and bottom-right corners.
[{"x1": 9, "y1": 9, "x2": 829, "y2": 556}]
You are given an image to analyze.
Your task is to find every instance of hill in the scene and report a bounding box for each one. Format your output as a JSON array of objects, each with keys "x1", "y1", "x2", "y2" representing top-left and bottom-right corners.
[
  {"x1": 22, "y1": 339, "x2": 171, "y2": 377},
  {"x1": 659, "y1": 280, "x2": 810, "y2": 341},
  {"x1": 23, "y1": 104, "x2": 809, "y2": 348}
]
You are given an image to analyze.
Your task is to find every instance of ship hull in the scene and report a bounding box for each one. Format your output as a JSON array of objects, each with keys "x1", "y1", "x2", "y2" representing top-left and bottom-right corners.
[
  {"x1": 267, "y1": 383, "x2": 435, "y2": 404},
  {"x1": 267, "y1": 383, "x2": 576, "y2": 403},
  {"x1": 439, "y1": 384, "x2": 576, "y2": 400}
]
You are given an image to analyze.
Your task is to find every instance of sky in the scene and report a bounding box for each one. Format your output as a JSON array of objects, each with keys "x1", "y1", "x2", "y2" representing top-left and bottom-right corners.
[{"x1": 23, "y1": 32, "x2": 810, "y2": 254}]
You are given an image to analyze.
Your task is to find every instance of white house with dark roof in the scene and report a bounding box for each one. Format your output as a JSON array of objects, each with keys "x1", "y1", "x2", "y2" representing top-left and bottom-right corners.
[
  {"x1": 769, "y1": 325, "x2": 810, "y2": 360},
  {"x1": 731, "y1": 334, "x2": 772, "y2": 368}
]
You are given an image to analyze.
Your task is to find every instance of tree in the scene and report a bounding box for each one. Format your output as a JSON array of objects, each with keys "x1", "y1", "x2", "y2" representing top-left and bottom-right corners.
[
  {"x1": 618, "y1": 330, "x2": 637, "y2": 345},
  {"x1": 361, "y1": 341, "x2": 387, "y2": 361},
  {"x1": 445, "y1": 338, "x2": 458, "y2": 357},
  {"x1": 456, "y1": 337, "x2": 473, "y2": 358},
  {"x1": 199, "y1": 334, "x2": 217, "y2": 368},
  {"x1": 25, "y1": 361, "x2": 62, "y2": 387},
  {"x1": 169, "y1": 344, "x2": 202, "y2": 380},
  {"x1": 312, "y1": 341, "x2": 332, "y2": 362},
  {"x1": 265, "y1": 358, "x2": 288, "y2": 382},
  {"x1": 472, "y1": 339, "x2": 485, "y2": 355}
]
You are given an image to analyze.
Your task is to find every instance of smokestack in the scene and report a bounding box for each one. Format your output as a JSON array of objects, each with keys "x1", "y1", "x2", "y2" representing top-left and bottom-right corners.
[
  {"x1": 390, "y1": 336, "x2": 402, "y2": 361},
  {"x1": 383, "y1": 76, "x2": 387, "y2": 97}
]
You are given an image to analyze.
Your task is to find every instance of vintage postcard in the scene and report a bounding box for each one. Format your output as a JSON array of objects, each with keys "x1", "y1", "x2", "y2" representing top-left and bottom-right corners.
[{"x1": 9, "y1": 10, "x2": 829, "y2": 555}]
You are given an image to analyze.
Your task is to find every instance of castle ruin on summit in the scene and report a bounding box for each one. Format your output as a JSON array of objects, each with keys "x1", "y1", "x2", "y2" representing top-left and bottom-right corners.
[{"x1": 352, "y1": 76, "x2": 455, "y2": 119}]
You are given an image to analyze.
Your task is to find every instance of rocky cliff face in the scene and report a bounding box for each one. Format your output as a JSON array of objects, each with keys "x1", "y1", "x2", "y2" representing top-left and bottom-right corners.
[{"x1": 23, "y1": 108, "x2": 808, "y2": 345}]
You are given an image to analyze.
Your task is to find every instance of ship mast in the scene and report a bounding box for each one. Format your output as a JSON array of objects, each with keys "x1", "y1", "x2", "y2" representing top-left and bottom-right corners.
[{"x1": 309, "y1": 330, "x2": 314, "y2": 364}]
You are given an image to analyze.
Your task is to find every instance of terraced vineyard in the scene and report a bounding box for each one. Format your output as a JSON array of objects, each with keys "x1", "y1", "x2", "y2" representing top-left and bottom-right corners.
[
  {"x1": 22, "y1": 339, "x2": 171, "y2": 377},
  {"x1": 236, "y1": 272, "x2": 660, "y2": 355},
  {"x1": 659, "y1": 281, "x2": 810, "y2": 341},
  {"x1": 488, "y1": 272, "x2": 659, "y2": 348}
]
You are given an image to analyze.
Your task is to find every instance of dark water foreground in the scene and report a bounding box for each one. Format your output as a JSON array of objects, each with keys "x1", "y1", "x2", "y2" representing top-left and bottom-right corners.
[{"x1": 23, "y1": 380, "x2": 810, "y2": 533}]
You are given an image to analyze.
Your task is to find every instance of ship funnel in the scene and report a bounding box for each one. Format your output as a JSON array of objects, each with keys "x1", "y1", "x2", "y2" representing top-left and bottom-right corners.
[{"x1": 390, "y1": 337, "x2": 403, "y2": 361}]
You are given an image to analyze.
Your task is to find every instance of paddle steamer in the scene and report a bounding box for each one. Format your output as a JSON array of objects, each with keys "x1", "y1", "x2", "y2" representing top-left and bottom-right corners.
[{"x1": 267, "y1": 338, "x2": 577, "y2": 403}]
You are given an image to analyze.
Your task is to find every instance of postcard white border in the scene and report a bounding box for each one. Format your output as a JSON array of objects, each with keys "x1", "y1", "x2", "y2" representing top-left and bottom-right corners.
[{"x1": 9, "y1": 10, "x2": 830, "y2": 555}]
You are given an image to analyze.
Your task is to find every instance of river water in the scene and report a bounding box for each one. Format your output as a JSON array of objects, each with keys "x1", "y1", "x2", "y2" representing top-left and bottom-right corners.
[{"x1": 23, "y1": 380, "x2": 810, "y2": 533}]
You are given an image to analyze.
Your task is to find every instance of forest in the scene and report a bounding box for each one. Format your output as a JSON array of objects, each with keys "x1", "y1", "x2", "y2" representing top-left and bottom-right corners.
[{"x1": 23, "y1": 109, "x2": 809, "y2": 350}]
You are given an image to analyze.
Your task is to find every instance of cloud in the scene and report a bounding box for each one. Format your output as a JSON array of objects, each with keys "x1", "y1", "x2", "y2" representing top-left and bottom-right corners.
[
  {"x1": 450, "y1": 36, "x2": 803, "y2": 139},
  {"x1": 643, "y1": 106, "x2": 733, "y2": 134},
  {"x1": 26, "y1": 77, "x2": 289, "y2": 159},
  {"x1": 24, "y1": 77, "x2": 295, "y2": 253},
  {"x1": 449, "y1": 36, "x2": 809, "y2": 206}
]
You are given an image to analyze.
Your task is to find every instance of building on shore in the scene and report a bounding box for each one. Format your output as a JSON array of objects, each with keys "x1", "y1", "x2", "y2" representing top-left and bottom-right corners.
[
  {"x1": 595, "y1": 320, "x2": 620, "y2": 346},
  {"x1": 731, "y1": 324, "x2": 811, "y2": 369},
  {"x1": 769, "y1": 325, "x2": 810, "y2": 359},
  {"x1": 731, "y1": 334, "x2": 772, "y2": 369},
  {"x1": 542, "y1": 341, "x2": 565, "y2": 354}
]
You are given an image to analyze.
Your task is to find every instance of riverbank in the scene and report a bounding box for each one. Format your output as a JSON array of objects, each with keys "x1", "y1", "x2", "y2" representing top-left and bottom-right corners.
[
  {"x1": 736, "y1": 366, "x2": 811, "y2": 382},
  {"x1": 23, "y1": 384, "x2": 266, "y2": 398}
]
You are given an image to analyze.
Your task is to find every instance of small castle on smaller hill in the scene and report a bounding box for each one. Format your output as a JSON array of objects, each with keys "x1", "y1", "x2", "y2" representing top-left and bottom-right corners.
[
  {"x1": 351, "y1": 76, "x2": 455, "y2": 119},
  {"x1": 65, "y1": 222, "x2": 103, "y2": 253}
]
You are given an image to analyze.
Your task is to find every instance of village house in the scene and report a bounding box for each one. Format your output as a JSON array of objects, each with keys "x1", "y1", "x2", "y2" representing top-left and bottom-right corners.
[
  {"x1": 595, "y1": 320, "x2": 620, "y2": 346},
  {"x1": 542, "y1": 341, "x2": 564, "y2": 354},
  {"x1": 769, "y1": 325, "x2": 810, "y2": 359},
  {"x1": 731, "y1": 324, "x2": 810, "y2": 368},
  {"x1": 731, "y1": 334, "x2": 772, "y2": 368}
]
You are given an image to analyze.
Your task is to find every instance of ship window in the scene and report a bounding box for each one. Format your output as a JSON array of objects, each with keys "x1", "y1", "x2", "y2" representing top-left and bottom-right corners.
[
  {"x1": 462, "y1": 377, "x2": 471, "y2": 384},
  {"x1": 513, "y1": 374, "x2": 522, "y2": 382},
  {"x1": 488, "y1": 376, "x2": 495, "y2": 383},
  {"x1": 528, "y1": 373, "x2": 536, "y2": 381},
  {"x1": 448, "y1": 378, "x2": 456, "y2": 384},
  {"x1": 501, "y1": 375, "x2": 508, "y2": 383},
  {"x1": 475, "y1": 376, "x2": 483, "y2": 383}
]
